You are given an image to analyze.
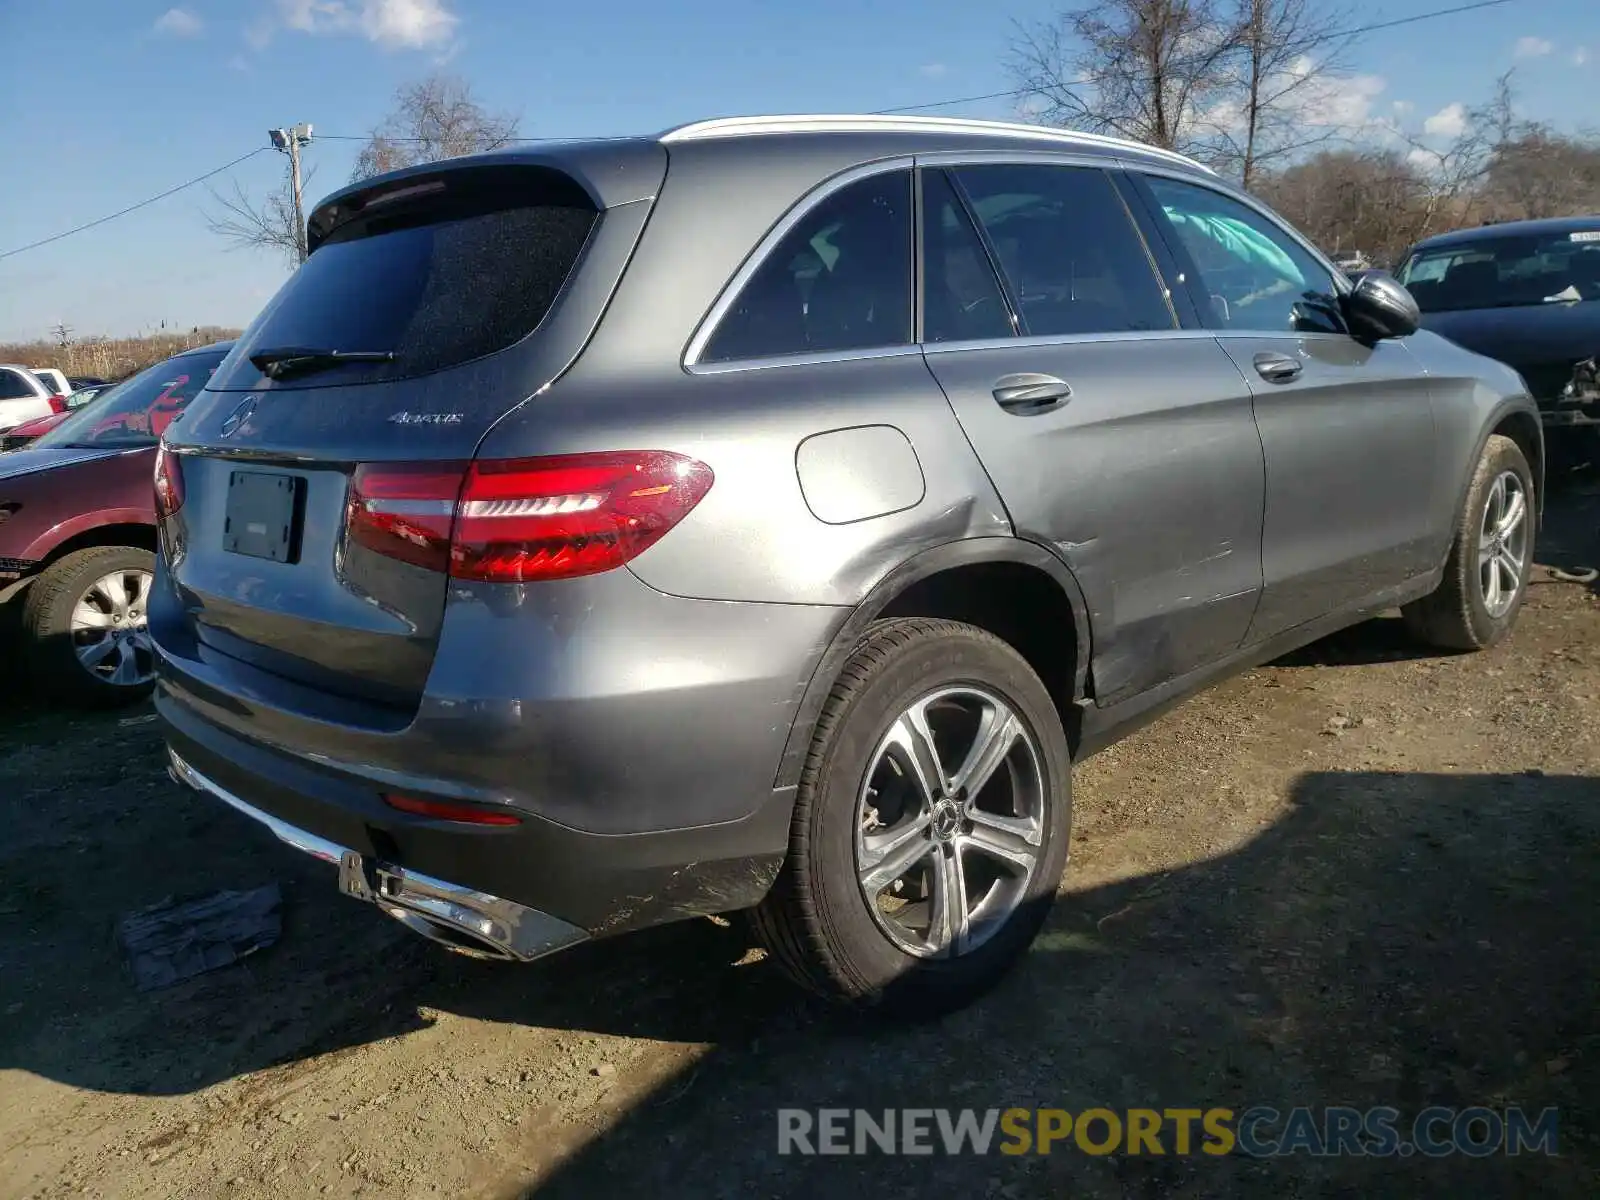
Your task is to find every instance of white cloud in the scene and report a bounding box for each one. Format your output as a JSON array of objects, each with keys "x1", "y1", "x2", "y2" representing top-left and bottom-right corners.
[
  {"x1": 1574, "y1": 47, "x2": 1590, "y2": 67},
  {"x1": 153, "y1": 7, "x2": 203, "y2": 37},
  {"x1": 1407, "y1": 146, "x2": 1445, "y2": 171},
  {"x1": 276, "y1": 0, "x2": 458, "y2": 49},
  {"x1": 1514, "y1": 36, "x2": 1553, "y2": 59},
  {"x1": 1392, "y1": 99, "x2": 1414, "y2": 116},
  {"x1": 1423, "y1": 101, "x2": 1467, "y2": 138},
  {"x1": 1201, "y1": 60, "x2": 1389, "y2": 133},
  {"x1": 919, "y1": 62, "x2": 948, "y2": 78}
]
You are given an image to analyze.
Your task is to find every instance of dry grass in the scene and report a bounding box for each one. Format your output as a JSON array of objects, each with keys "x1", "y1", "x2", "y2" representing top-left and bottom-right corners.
[{"x1": 0, "y1": 328, "x2": 240, "y2": 384}]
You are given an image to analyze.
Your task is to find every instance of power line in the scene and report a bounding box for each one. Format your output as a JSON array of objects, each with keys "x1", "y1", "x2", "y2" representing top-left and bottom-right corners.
[{"x1": 0, "y1": 148, "x2": 270, "y2": 261}]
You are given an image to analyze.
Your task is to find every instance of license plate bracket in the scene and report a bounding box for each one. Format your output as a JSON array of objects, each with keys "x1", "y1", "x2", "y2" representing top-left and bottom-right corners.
[{"x1": 223, "y1": 470, "x2": 304, "y2": 563}]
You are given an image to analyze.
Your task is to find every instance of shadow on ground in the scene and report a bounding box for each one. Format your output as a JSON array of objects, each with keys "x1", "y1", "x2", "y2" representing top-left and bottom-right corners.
[
  {"x1": 2, "y1": 756, "x2": 1594, "y2": 1196},
  {"x1": 2, "y1": 476, "x2": 1597, "y2": 1199}
]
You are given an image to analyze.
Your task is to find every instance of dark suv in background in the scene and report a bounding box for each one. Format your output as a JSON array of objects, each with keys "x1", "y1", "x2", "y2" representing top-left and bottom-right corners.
[
  {"x1": 156, "y1": 115, "x2": 1541, "y2": 1015},
  {"x1": 1397, "y1": 216, "x2": 1600, "y2": 454}
]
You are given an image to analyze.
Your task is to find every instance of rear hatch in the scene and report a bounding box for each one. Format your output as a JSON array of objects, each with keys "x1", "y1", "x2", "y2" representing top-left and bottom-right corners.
[{"x1": 158, "y1": 146, "x2": 666, "y2": 716}]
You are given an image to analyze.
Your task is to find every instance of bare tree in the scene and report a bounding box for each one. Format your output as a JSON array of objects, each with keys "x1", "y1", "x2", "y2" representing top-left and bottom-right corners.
[
  {"x1": 204, "y1": 169, "x2": 312, "y2": 269},
  {"x1": 351, "y1": 74, "x2": 520, "y2": 181},
  {"x1": 1209, "y1": 0, "x2": 1355, "y2": 188},
  {"x1": 50, "y1": 322, "x2": 74, "y2": 349},
  {"x1": 1256, "y1": 148, "x2": 1430, "y2": 265},
  {"x1": 1008, "y1": 0, "x2": 1238, "y2": 155}
]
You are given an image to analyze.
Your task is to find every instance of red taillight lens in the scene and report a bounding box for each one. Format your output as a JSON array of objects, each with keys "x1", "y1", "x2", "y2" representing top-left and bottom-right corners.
[
  {"x1": 46, "y1": 393, "x2": 68, "y2": 414},
  {"x1": 347, "y1": 452, "x2": 713, "y2": 583},
  {"x1": 347, "y1": 461, "x2": 467, "y2": 573},
  {"x1": 453, "y1": 451, "x2": 714, "y2": 582},
  {"x1": 154, "y1": 444, "x2": 185, "y2": 518},
  {"x1": 382, "y1": 792, "x2": 522, "y2": 826}
]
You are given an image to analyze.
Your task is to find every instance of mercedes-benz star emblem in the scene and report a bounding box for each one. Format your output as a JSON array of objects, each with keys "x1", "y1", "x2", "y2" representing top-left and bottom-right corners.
[{"x1": 219, "y1": 397, "x2": 257, "y2": 439}]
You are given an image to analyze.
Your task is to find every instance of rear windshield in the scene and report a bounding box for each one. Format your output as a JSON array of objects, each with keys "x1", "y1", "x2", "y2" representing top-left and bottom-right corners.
[
  {"x1": 1397, "y1": 228, "x2": 1600, "y2": 312},
  {"x1": 214, "y1": 168, "x2": 599, "y2": 389},
  {"x1": 33, "y1": 350, "x2": 228, "y2": 450}
]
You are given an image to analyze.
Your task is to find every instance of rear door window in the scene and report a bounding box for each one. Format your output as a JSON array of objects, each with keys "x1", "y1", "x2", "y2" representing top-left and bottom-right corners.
[
  {"x1": 950, "y1": 164, "x2": 1176, "y2": 337},
  {"x1": 216, "y1": 167, "x2": 599, "y2": 388},
  {"x1": 699, "y1": 170, "x2": 914, "y2": 363}
]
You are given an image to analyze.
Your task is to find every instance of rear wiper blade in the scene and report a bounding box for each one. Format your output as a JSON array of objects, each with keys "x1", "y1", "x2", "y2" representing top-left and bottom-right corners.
[{"x1": 249, "y1": 347, "x2": 396, "y2": 380}]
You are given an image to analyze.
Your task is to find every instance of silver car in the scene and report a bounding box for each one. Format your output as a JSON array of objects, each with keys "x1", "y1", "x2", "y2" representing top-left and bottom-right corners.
[{"x1": 153, "y1": 115, "x2": 1542, "y2": 1015}]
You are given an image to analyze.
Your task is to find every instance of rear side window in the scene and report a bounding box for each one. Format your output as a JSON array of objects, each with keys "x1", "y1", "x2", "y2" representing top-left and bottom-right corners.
[
  {"x1": 218, "y1": 167, "x2": 598, "y2": 387},
  {"x1": 922, "y1": 169, "x2": 1015, "y2": 344},
  {"x1": 700, "y1": 171, "x2": 914, "y2": 363},
  {"x1": 0, "y1": 370, "x2": 36, "y2": 400},
  {"x1": 951, "y1": 164, "x2": 1175, "y2": 337}
]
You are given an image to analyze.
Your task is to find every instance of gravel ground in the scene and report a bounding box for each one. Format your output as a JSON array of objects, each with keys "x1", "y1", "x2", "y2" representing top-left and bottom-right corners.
[{"x1": 1, "y1": 473, "x2": 1597, "y2": 1200}]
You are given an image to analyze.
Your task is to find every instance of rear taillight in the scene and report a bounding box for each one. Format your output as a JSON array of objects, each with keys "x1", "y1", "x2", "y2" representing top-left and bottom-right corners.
[
  {"x1": 154, "y1": 444, "x2": 185, "y2": 518},
  {"x1": 347, "y1": 451, "x2": 713, "y2": 583},
  {"x1": 46, "y1": 394, "x2": 68, "y2": 414},
  {"x1": 347, "y1": 461, "x2": 465, "y2": 574}
]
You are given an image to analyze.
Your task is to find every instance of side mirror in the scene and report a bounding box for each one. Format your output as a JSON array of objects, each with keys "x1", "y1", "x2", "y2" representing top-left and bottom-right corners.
[{"x1": 1344, "y1": 270, "x2": 1420, "y2": 340}]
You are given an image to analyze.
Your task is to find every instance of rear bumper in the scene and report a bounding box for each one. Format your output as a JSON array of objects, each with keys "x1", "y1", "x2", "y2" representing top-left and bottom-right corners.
[
  {"x1": 157, "y1": 687, "x2": 797, "y2": 937},
  {"x1": 168, "y1": 749, "x2": 590, "y2": 961}
]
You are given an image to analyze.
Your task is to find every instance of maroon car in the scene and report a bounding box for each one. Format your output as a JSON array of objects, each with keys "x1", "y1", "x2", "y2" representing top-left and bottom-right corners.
[{"x1": 0, "y1": 342, "x2": 233, "y2": 706}]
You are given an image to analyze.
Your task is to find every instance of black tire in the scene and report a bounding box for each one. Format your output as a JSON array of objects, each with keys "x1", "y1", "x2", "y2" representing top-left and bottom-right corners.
[
  {"x1": 1402, "y1": 434, "x2": 1535, "y2": 651},
  {"x1": 750, "y1": 617, "x2": 1072, "y2": 1017},
  {"x1": 21, "y1": 545, "x2": 157, "y2": 708}
]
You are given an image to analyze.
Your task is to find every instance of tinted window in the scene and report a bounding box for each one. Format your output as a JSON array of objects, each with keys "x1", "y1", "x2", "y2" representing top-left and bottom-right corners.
[
  {"x1": 922, "y1": 170, "x2": 1014, "y2": 343},
  {"x1": 950, "y1": 164, "x2": 1174, "y2": 337},
  {"x1": 1397, "y1": 228, "x2": 1600, "y2": 312},
  {"x1": 219, "y1": 168, "x2": 598, "y2": 388},
  {"x1": 1143, "y1": 176, "x2": 1345, "y2": 334},
  {"x1": 0, "y1": 370, "x2": 36, "y2": 401},
  {"x1": 34, "y1": 350, "x2": 228, "y2": 450},
  {"x1": 701, "y1": 171, "x2": 913, "y2": 363}
]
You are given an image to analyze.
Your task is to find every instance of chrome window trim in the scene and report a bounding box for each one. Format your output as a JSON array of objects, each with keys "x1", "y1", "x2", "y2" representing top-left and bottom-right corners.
[
  {"x1": 922, "y1": 328, "x2": 1218, "y2": 356},
  {"x1": 682, "y1": 157, "x2": 917, "y2": 373},
  {"x1": 686, "y1": 345, "x2": 923, "y2": 376}
]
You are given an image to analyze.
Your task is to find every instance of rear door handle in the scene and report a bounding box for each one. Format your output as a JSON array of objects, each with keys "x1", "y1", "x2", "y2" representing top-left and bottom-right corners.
[
  {"x1": 992, "y1": 373, "x2": 1073, "y2": 413},
  {"x1": 1252, "y1": 352, "x2": 1303, "y2": 384}
]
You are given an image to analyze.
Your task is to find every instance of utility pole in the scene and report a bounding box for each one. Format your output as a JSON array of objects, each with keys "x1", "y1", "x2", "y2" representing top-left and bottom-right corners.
[{"x1": 268, "y1": 123, "x2": 314, "y2": 264}]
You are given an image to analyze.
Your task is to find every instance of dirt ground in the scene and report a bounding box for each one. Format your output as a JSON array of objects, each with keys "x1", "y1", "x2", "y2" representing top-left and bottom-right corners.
[{"x1": 2, "y1": 473, "x2": 1597, "y2": 1200}]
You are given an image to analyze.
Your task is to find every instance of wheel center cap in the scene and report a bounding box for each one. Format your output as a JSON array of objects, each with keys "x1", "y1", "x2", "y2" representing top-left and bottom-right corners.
[{"x1": 930, "y1": 800, "x2": 962, "y2": 843}]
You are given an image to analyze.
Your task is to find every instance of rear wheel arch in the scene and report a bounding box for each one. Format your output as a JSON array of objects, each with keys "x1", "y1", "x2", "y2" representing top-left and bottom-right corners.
[{"x1": 772, "y1": 538, "x2": 1094, "y2": 791}]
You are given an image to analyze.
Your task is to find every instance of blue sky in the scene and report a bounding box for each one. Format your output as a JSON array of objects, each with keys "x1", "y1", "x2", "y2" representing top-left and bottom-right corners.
[{"x1": 0, "y1": 0, "x2": 1596, "y2": 342}]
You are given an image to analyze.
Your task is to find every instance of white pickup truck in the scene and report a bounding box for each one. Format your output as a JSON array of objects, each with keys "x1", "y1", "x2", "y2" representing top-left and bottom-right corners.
[{"x1": 0, "y1": 365, "x2": 68, "y2": 432}]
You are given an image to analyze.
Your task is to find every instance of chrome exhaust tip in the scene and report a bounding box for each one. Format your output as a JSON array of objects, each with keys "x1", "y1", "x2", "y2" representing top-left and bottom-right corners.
[{"x1": 167, "y1": 748, "x2": 589, "y2": 963}]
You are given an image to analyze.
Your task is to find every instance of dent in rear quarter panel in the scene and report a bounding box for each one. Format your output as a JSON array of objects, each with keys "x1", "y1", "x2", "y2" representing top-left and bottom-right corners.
[{"x1": 1402, "y1": 330, "x2": 1541, "y2": 555}]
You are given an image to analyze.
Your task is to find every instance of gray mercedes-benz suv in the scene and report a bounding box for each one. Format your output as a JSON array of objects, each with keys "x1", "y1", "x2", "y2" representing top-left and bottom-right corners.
[{"x1": 153, "y1": 114, "x2": 1543, "y2": 1015}]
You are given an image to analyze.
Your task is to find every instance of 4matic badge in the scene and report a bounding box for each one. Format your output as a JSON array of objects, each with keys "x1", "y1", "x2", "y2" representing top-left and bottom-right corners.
[{"x1": 387, "y1": 412, "x2": 464, "y2": 425}]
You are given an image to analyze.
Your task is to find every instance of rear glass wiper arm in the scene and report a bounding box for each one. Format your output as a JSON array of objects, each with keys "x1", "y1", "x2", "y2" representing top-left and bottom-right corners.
[{"x1": 249, "y1": 347, "x2": 396, "y2": 380}]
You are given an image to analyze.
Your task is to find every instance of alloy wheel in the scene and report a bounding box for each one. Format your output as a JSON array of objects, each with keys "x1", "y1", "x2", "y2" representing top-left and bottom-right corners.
[
  {"x1": 1478, "y1": 469, "x2": 1529, "y2": 619},
  {"x1": 855, "y1": 686, "x2": 1046, "y2": 959}
]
